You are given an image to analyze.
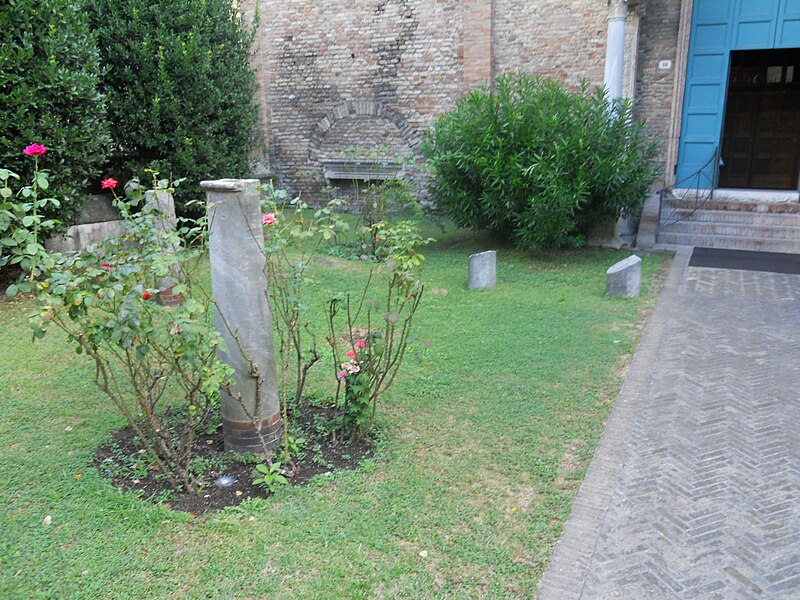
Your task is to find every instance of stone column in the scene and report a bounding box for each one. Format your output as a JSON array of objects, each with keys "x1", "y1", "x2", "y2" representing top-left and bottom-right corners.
[
  {"x1": 604, "y1": 0, "x2": 635, "y2": 246},
  {"x1": 604, "y1": 0, "x2": 628, "y2": 101},
  {"x1": 202, "y1": 178, "x2": 281, "y2": 453},
  {"x1": 144, "y1": 189, "x2": 183, "y2": 307}
]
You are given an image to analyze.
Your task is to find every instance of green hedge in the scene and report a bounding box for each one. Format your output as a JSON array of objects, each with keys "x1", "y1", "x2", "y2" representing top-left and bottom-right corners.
[
  {"x1": 0, "y1": 0, "x2": 110, "y2": 226},
  {"x1": 423, "y1": 74, "x2": 658, "y2": 250},
  {"x1": 88, "y1": 0, "x2": 260, "y2": 217}
]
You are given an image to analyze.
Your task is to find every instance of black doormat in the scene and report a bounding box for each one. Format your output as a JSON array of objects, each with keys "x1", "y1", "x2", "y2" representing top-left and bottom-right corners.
[{"x1": 689, "y1": 247, "x2": 800, "y2": 274}]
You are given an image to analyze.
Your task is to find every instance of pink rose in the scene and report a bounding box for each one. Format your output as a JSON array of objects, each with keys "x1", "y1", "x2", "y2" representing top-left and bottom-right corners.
[
  {"x1": 337, "y1": 370, "x2": 348, "y2": 380},
  {"x1": 346, "y1": 363, "x2": 361, "y2": 375},
  {"x1": 355, "y1": 339, "x2": 367, "y2": 349},
  {"x1": 346, "y1": 349, "x2": 356, "y2": 358},
  {"x1": 262, "y1": 213, "x2": 276, "y2": 226},
  {"x1": 23, "y1": 143, "x2": 47, "y2": 157},
  {"x1": 101, "y1": 178, "x2": 118, "y2": 190}
]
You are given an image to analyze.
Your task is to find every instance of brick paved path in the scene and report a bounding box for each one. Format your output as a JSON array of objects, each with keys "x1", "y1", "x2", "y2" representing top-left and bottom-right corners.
[{"x1": 537, "y1": 249, "x2": 800, "y2": 599}]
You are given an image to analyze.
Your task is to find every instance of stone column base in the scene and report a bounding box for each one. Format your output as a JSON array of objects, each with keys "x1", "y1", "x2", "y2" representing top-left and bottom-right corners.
[{"x1": 223, "y1": 412, "x2": 282, "y2": 454}]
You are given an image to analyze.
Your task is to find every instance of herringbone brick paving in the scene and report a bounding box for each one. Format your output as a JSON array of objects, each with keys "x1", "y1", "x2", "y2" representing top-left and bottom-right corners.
[{"x1": 538, "y1": 251, "x2": 800, "y2": 599}]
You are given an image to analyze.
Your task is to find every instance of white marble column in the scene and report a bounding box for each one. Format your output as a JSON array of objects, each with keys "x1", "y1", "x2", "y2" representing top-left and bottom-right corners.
[
  {"x1": 604, "y1": 0, "x2": 628, "y2": 101},
  {"x1": 203, "y1": 178, "x2": 281, "y2": 453}
]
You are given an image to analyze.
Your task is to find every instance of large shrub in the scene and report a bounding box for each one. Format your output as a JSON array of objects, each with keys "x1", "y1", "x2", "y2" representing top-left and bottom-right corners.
[
  {"x1": 88, "y1": 0, "x2": 260, "y2": 217},
  {"x1": 0, "y1": 0, "x2": 110, "y2": 225},
  {"x1": 423, "y1": 74, "x2": 658, "y2": 250}
]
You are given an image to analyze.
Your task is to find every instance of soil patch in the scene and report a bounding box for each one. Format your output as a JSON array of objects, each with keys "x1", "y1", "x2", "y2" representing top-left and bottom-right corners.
[
  {"x1": 0, "y1": 266, "x2": 22, "y2": 301},
  {"x1": 94, "y1": 406, "x2": 373, "y2": 514}
]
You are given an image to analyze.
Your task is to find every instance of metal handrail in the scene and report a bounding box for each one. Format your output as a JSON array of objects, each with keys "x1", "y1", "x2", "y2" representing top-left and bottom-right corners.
[{"x1": 658, "y1": 147, "x2": 719, "y2": 234}]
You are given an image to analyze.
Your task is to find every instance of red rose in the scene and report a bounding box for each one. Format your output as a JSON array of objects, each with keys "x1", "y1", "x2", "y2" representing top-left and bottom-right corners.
[
  {"x1": 101, "y1": 178, "x2": 118, "y2": 190},
  {"x1": 23, "y1": 143, "x2": 47, "y2": 157},
  {"x1": 142, "y1": 291, "x2": 154, "y2": 301}
]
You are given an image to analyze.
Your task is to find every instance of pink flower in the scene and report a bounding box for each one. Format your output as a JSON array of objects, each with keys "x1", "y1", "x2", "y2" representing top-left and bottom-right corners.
[
  {"x1": 142, "y1": 291, "x2": 154, "y2": 301},
  {"x1": 101, "y1": 263, "x2": 112, "y2": 271},
  {"x1": 101, "y1": 178, "x2": 118, "y2": 190},
  {"x1": 23, "y1": 143, "x2": 47, "y2": 157},
  {"x1": 346, "y1": 349, "x2": 356, "y2": 358},
  {"x1": 262, "y1": 213, "x2": 276, "y2": 226},
  {"x1": 337, "y1": 370, "x2": 348, "y2": 380},
  {"x1": 346, "y1": 363, "x2": 361, "y2": 375},
  {"x1": 355, "y1": 339, "x2": 367, "y2": 349}
]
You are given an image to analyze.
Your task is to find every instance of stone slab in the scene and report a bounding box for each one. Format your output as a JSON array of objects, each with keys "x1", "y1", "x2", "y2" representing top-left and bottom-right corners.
[
  {"x1": 606, "y1": 254, "x2": 642, "y2": 297},
  {"x1": 468, "y1": 250, "x2": 496, "y2": 290}
]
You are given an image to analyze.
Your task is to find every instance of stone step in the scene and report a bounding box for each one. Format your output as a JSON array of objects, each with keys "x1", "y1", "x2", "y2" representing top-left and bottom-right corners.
[
  {"x1": 660, "y1": 207, "x2": 800, "y2": 227},
  {"x1": 657, "y1": 231, "x2": 800, "y2": 253},
  {"x1": 659, "y1": 220, "x2": 800, "y2": 240},
  {"x1": 664, "y1": 196, "x2": 800, "y2": 214}
]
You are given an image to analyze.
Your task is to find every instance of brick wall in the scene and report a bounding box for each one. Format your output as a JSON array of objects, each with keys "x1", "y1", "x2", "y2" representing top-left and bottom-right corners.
[
  {"x1": 493, "y1": 0, "x2": 608, "y2": 88},
  {"x1": 634, "y1": 0, "x2": 683, "y2": 173},
  {"x1": 243, "y1": 0, "x2": 683, "y2": 199}
]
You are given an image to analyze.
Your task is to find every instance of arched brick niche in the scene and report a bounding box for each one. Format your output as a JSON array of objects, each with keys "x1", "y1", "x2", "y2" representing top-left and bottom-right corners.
[
  {"x1": 309, "y1": 100, "x2": 422, "y2": 162},
  {"x1": 308, "y1": 100, "x2": 425, "y2": 203}
]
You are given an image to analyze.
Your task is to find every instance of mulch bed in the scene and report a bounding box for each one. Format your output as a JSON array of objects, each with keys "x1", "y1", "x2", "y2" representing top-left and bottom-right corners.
[
  {"x1": 94, "y1": 406, "x2": 373, "y2": 514},
  {"x1": 0, "y1": 266, "x2": 22, "y2": 301}
]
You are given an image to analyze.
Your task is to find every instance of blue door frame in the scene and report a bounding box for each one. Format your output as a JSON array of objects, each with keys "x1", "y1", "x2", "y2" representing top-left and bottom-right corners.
[{"x1": 675, "y1": 0, "x2": 800, "y2": 190}]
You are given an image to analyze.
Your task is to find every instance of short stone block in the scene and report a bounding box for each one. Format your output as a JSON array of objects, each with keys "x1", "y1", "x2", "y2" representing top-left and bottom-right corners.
[
  {"x1": 468, "y1": 250, "x2": 497, "y2": 290},
  {"x1": 606, "y1": 255, "x2": 642, "y2": 297}
]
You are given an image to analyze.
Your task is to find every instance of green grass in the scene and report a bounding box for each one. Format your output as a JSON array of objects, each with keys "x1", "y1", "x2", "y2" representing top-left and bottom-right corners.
[{"x1": 0, "y1": 224, "x2": 664, "y2": 599}]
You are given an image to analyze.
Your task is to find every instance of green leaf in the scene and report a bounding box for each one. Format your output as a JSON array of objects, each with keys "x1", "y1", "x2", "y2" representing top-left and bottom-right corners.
[
  {"x1": 36, "y1": 172, "x2": 49, "y2": 190},
  {"x1": 22, "y1": 216, "x2": 34, "y2": 227}
]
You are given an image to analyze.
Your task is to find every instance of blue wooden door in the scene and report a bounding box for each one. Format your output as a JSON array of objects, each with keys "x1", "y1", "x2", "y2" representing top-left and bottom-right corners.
[
  {"x1": 732, "y1": 0, "x2": 780, "y2": 49},
  {"x1": 676, "y1": 0, "x2": 734, "y2": 189},
  {"x1": 777, "y1": 0, "x2": 800, "y2": 47},
  {"x1": 675, "y1": 0, "x2": 799, "y2": 189}
]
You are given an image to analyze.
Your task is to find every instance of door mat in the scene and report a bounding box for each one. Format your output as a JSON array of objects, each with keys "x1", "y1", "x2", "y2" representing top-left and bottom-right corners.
[{"x1": 689, "y1": 247, "x2": 800, "y2": 274}]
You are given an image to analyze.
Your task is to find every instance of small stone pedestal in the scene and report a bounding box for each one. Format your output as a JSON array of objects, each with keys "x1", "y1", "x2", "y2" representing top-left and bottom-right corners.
[
  {"x1": 606, "y1": 255, "x2": 642, "y2": 297},
  {"x1": 468, "y1": 251, "x2": 497, "y2": 290},
  {"x1": 202, "y1": 178, "x2": 281, "y2": 453},
  {"x1": 144, "y1": 189, "x2": 183, "y2": 306}
]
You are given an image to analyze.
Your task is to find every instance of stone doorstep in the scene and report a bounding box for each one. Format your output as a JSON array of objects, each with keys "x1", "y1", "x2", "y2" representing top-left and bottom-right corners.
[
  {"x1": 660, "y1": 220, "x2": 800, "y2": 240},
  {"x1": 657, "y1": 232, "x2": 800, "y2": 253},
  {"x1": 668, "y1": 194, "x2": 800, "y2": 214}
]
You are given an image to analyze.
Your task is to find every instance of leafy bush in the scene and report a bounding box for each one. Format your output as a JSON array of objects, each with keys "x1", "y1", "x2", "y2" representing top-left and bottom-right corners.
[
  {"x1": 259, "y1": 187, "x2": 430, "y2": 447},
  {"x1": 30, "y1": 177, "x2": 232, "y2": 492},
  {"x1": 1, "y1": 154, "x2": 61, "y2": 289},
  {"x1": 423, "y1": 74, "x2": 658, "y2": 250},
  {"x1": 88, "y1": 0, "x2": 260, "y2": 217},
  {"x1": 0, "y1": 0, "x2": 110, "y2": 225}
]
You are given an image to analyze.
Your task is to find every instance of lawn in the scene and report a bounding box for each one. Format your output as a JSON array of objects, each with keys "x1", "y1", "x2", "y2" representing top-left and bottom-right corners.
[{"x1": 0, "y1": 224, "x2": 664, "y2": 599}]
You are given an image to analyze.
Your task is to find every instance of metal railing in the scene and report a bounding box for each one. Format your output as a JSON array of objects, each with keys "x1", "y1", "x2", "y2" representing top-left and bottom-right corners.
[{"x1": 656, "y1": 147, "x2": 720, "y2": 241}]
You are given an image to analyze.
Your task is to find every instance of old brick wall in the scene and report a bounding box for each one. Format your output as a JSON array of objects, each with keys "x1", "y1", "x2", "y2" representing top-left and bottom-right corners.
[
  {"x1": 493, "y1": 0, "x2": 608, "y2": 88},
  {"x1": 249, "y1": 0, "x2": 465, "y2": 199},
  {"x1": 634, "y1": 0, "x2": 683, "y2": 175},
  {"x1": 241, "y1": 0, "x2": 683, "y2": 199}
]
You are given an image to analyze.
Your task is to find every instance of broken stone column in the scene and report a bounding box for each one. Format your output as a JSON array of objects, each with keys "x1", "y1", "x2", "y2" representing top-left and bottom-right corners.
[
  {"x1": 468, "y1": 250, "x2": 497, "y2": 290},
  {"x1": 606, "y1": 255, "x2": 642, "y2": 297},
  {"x1": 144, "y1": 189, "x2": 183, "y2": 307},
  {"x1": 202, "y1": 178, "x2": 281, "y2": 453}
]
